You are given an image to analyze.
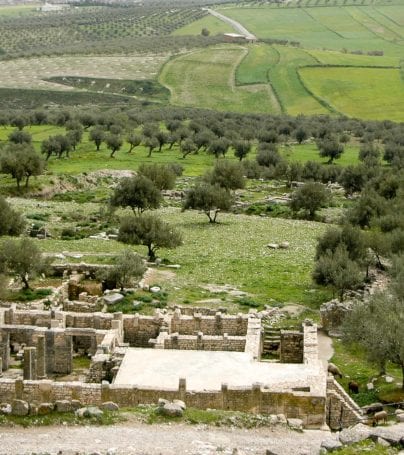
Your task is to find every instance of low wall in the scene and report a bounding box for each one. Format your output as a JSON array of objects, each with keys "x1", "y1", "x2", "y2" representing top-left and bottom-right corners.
[
  {"x1": 151, "y1": 332, "x2": 246, "y2": 352},
  {"x1": 0, "y1": 378, "x2": 326, "y2": 428},
  {"x1": 170, "y1": 311, "x2": 248, "y2": 336}
]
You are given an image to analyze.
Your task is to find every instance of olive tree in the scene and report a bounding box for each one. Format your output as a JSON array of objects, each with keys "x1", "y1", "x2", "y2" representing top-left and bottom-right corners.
[{"x1": 118, "y1": 214, "x2": 182, "y2": 261}]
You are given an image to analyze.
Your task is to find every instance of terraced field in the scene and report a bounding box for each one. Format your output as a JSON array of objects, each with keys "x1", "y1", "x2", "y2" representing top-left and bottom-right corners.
[{"x1": 159, "y1": 45, "x2": 281, "y2": 114}]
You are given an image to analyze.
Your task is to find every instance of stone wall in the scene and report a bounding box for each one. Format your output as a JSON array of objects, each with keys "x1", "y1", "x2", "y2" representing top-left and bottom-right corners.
[
  {"x1": 123, "y1": 314, "x2": 165, "y2": 347},
  {"x1": 280, "y1": 330, "x2": 303, "y2": 363},
  {"x1": 151, "y1": 332, "x2": 246, "y2": 352},
  {"x1": 170, "y1": 310, "x2": 248, "y2": 336},
  {"x1": 326, "y1": 377, "x2": 362, "y2": 430},
  {"x1": 0, "y1": 378, "x2": 326, "y2": 428}
]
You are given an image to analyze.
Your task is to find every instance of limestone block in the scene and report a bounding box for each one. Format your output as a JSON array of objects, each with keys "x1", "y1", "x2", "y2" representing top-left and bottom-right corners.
[
  {"x1": 38, "y1": 403, "x2": 54, "y2": 415},
  {"x1": 104, "y1": 293, "x2": 124, "y2": 305},
  {"x1": 173, "y1": 399, "x2": 186, "y2": 410},
  {"x1": 287, "y1": 418, "x2": 303, "y2": 431},
  {"x1": 320, "y1": 438, "x2": 343, "y2": 452},
  {"x1": 397, "y1": 413, "x2": 404, "y2": 423},
  {"x1": 277, "y1": 414, "x2": 287, "y2": 425},
  {"x1": 339, "y1": 423, "x2": 372, "y2": 445},
  {"x1": 158, "y1": 398, "x2": 169, "y2": 408},
  {"x1": 71, "y1": 400, "x2": 82, "y2": 410},
  {"x1": 75, "y1": 406, "x2": 103, "y2": 418},
  {"x1": 101, "y1": 401, "x2": 119, "y2": 412},
  {"x1": 159, "y1": 403, "x2": 183, "y2": 417},
  {"x1": 55, "y1": 400, "x2": 72, "y2": 413},
  {"x1": 11, "y1": 399, "x2": 29, "y2": 416},
  {"x1": 0, "y1": 403, "x2": 11, "y2": 415}
]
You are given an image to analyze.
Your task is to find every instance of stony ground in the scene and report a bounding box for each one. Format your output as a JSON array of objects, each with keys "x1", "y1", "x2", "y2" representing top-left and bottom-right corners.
[{"x1": 0, "y1": 422, "x2": 332, "y2": 455}]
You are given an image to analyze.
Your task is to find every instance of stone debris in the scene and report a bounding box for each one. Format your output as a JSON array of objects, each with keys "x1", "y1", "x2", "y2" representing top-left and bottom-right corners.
[
  {"x1": 103, "y1": 293, "x2": 124, "y2": 305},
  {"x1": 287, "y1": 418, "x2": 303, "y2": 431},
  {"x1": 55, "y1": 400, "x2": 72, "y2": 412},
  {"x1": 11, "y1": 399, "x2": 29, "y2": 416},
  {"x1": 75, "y1": 406, "x2": 104, "y2": 418},
  {"x1": 101, "y1": 401, "x2": 119, "y2": 412}
]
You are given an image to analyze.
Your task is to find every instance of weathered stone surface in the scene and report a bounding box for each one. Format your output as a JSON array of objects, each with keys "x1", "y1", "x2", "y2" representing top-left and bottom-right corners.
[
  {"x1": 11, "y1": 399, "x2": 29, "y2": 416},
  {"x1": 279, "y1": 241, "x2": 290, "y2": 249},
  {"x1": 75, "y1": 406, "x2": 103, "y2": 418},
  {"x1": 277, "y1": 414, "x2": 287, "y2": 425},
  {"x1": 173, "y1": 399, "x2": 186, "y2": 410},
  {"x1": 287, "y1": 418, "x2": 303, "y2": 431},
  {"x1": 158, "y1": 398, "x2": 169, "y2": 408},
  {"x1": 339, "y1": 423, "x2": 372, "y2": 445},
  {"x1": 150, "y1": 286, "x2": 161, "y2": 294},
  {"x1": 370, "y1": 426, "x2": 404, "y2": 445},
  {"x1": 55, "y1": 400, "x2": 72, "y2": 413},
  {"x1": 377, "y1": 437, "x2": 390, "y2": 447},
  {"x1": 71, "y1": 400, "x2": 82, "y2": 410},
  {"x1": 159, "y1": 403, "x2": 183, "y2": 417},
  {"x1": 0, "y1": 403, "x2": 11, "y2": 415},
  {"x1": 320, "y1": 438, "x2": 343, "y2": 452},
  {"x1": 266, "y1": 243, "x2": 279, "y2": 249},
  {"x1": 397, "y1": 414, "x2": 404, "y2": 423},
  {"x1": 104, "y1": 293, "x2": 124, "y2": 305},
  {"x1": 320, "y1": 299, "x2": 354, "y2": 335},
  {"x1": 101, "y1": 401, "x2": 119, "y2": 412},
  {"x1": 37, "y1": 403, "x2": 54, "y2": 415}
]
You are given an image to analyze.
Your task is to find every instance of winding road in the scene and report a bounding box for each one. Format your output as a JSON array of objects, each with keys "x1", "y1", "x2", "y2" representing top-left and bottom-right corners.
[{"x1": 205, "y1": 8, "x2": 257, "y2": 41}]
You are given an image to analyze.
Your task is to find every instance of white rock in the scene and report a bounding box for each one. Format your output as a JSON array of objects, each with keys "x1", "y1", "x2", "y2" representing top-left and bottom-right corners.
[
  {"x1": 150, "y1": 286, "x2": 161, "y2": 294},
  {"x1": 367, "y1": 383, "x2": 374, "y2": 390},
  {"x1": 385, "y1": 376, "x2": 394, "y2": 383}
]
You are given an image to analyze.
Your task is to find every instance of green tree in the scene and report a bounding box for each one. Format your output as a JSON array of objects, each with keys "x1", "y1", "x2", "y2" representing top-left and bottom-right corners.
[
  {"x1": 89, "y1": 127, "x2": 105, "y2": 151},
  {"x1": 182, "y1": 183, "x2": 233, "y2": 223},
  {"x1": 138, "y1": 163, "x2": 176, "y2": 191},
  {"x1": 312, "y1": 245, "x2": 363, "y2": 301},
  {"x1": 126, "y1": 132, "x2": 142, "y2": 154},
  {"x1": 180, "y1": 138, "x2": 197, "y2": 159},
  {"x1": 118, "y1": 214, "x2": 182, "y2": 261},
  {"x1": 143, "y1": 136, "x2": 159, "y2": 158},
  {"x1": 110, "y1": 175, "x2": 161, "y2": 214},
  {"x1": 317, "y1": 136, "x2": 344, "y2": 164},
  {"x1": 205, "y1": 160, "x2": 245, "y2": 191},
  {"x1": 0, "y1": 237, "x2": 48, "y2": 289},
  {"x1": 105, "y1": 134, "x2": 123, "y2": 158},
  {"x1": 40, "y1": 135, "x2": 71, "y2": 160},
  {"x1": 8, "y1": 129, "x2": 32, "y2": 145},
  {"x1": 0, "y1": 196, "x2": 25, "y2": 236},
  {"x1": 97, "y1": 250, "x2": 146, "y2": 291},
  {"x1": 290, "y1": 182, "x2": 329, "y2": 219},
  {"x1": 0, "y1": 144, "x2": 44, "y2": 189},
  {"x1": 233, "y1": 140, "x2": 251, "y2": 161}
]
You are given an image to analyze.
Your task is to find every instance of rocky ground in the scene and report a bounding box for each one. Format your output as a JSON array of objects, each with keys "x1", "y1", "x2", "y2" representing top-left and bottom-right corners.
[{"x1": 0, "y1": 422, "x2": 332, "y2": 455}]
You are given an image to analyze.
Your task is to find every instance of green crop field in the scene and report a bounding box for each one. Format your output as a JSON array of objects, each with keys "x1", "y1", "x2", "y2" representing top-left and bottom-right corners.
[
  {"x1": 172, "y1": 14, "x2": 233, "y2": 36},
  {"x1": 159, "y1": 45, "x2": 281, "y2": 114},
  {"x1": 300, "y1": 66, "x2": 404, "y2": 121}
]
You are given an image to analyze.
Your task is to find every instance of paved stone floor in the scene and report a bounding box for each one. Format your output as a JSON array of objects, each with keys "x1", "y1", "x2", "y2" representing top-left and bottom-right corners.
[{"x1": 113, "y1": 348, "x2": 326, "y2": 394}]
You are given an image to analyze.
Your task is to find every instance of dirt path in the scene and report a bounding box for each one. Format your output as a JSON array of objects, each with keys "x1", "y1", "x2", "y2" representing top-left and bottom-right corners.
[
  {"x1": 317, "y1": 330, "x2": 334, "y2": 368},
  {"x1": 0, "y1": 422, "x2": 332, "y2": 455},
  {"x1": 205, "y1": 9, "x2": 257, "y2": 41}
]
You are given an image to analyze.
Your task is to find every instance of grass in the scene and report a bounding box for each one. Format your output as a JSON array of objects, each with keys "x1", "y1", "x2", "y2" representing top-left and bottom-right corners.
[
  {"x1": 281, "y1": 143, "x2": 360, "y2": 166},
  {"x1": 159, "y1": 45, "x2": 281, "y2": 114},
  {"x1": 300, "y1": 66, "x2": 404, "y2": 121},
  {"x1": 331, "y1": 339, "x2": 404, "y2": 406},
  {"x1": 334, "y1": 440, "x2": 400, "y2": 454},
  {"x1": 218, "y1": 5, "x2": 404, "y2": 57},
  {"x1": 172, "y1": 15, "x2": 233, "y2": 36},
  {"x1": 4, "y1": 288, "x2": 53, "y2": 302}
]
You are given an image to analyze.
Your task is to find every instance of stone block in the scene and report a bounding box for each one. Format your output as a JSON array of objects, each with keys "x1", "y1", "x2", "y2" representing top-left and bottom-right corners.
[
  {"x1": 101, "y1": 401, "x2": 119, "y2": 412},
  {"x1": 38, "y1": 403, "x2": 54, "y2": 415},
  {"x1": 11, "y1": 399, "x2": 29, "y2": 416},
  {"x1": 55, "y1": 400, "x2": 72, "y2": 413},
  {"x1": 104, "y1": 293, "x2": 124, "y2": 306},
  {"x1": 320, "y1": 438, "x2": 343, "y2": 452},
  {"x1": 159, "y1": 402, "x2": 183, "y2": 417},
  {"x1": 287, "y1": 418, "x2": 303, "y2": 431}
]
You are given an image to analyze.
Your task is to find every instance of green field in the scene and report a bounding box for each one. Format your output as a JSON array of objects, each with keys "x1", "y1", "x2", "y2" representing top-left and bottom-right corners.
[
  {"x1": 300, "y1": 66, "x2": 404, "y2": 121},
  {"x1": 172, "y1": 14, "x2": 233, "y2": 36},
  {"x1": 159, "y1": 45, "x2": 281, "y2": 114},
  {"x1": 218, "y1": 5, "x2": 404, "y2": 56}
]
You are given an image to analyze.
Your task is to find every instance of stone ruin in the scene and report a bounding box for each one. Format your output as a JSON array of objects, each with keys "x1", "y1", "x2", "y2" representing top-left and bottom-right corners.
[{"x1": 0, "y1": 298, "x2": 364, "y2": 429}]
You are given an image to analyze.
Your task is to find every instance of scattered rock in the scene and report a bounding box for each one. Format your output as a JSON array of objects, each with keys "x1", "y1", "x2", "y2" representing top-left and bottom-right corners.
[
  {"x1": 277, "y1": 414, "x2": 287, "y2": 425},
  {"x1": 279, "y1": 241, "x2": 290, "y2": 249},
  {"x1": 150, "y1": 286, "x2": 161, "y2": 294},
  {"x1": 71, "y1": 400, "x2": 82, "y2": 410},
  {"x1": 320, "y1": 438, "x2": 342, "y2": 452},
  {"x1": 159, "y1": 402, "x2": 184, "y2": 417},
  {"x1": 287, "y1": 418, "x2": 303, "y2": 431},
  {"x1": 75, "y1": 406, "x2": 103, "y2": 418},
  {"x1": 370, "y1": 426, "x2": 404, "y2": 445},
  {"x1": 37, "y1": 403, "x2": 54, "y2": 415},
  {"x1": 339, "y1": 423, "x2": 372, "y2": 445},
  {"x1": 0, "y1": 403, "x2": 11, "y2": 415},
  {"x1": 158, "y1": 398, "x2": 169, "y2": 408},
  {"x1": 103, "y1": 293, "x2": 124, "y2": 305},
  {"x1": 101, "y1": 402, "x2": 119, "y2": 412},
  {"x1": 367, "y1": 383, "x2": 374, "y2": 391},
  {"x1": 173, "y1": 399, "x2": 186, "y2": 410},
  {"x1": 266, "y1": 243, "x2": 279, "y2": 249},
  {"x1": 396, "y1": 414, "x2": 404, "y2": 423},
  {"x1": 55, "y1": 400, "x2": 72, "y2": 413},
  {"x1": 385, "y1": 376, "x2": 394, "y2": 383},
  {"x1": 11, "y1": 399, "x2": 29, "y2": 416},
  {"x1": 377, "y1": 437, "x2": 390, "y2": 447}
]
